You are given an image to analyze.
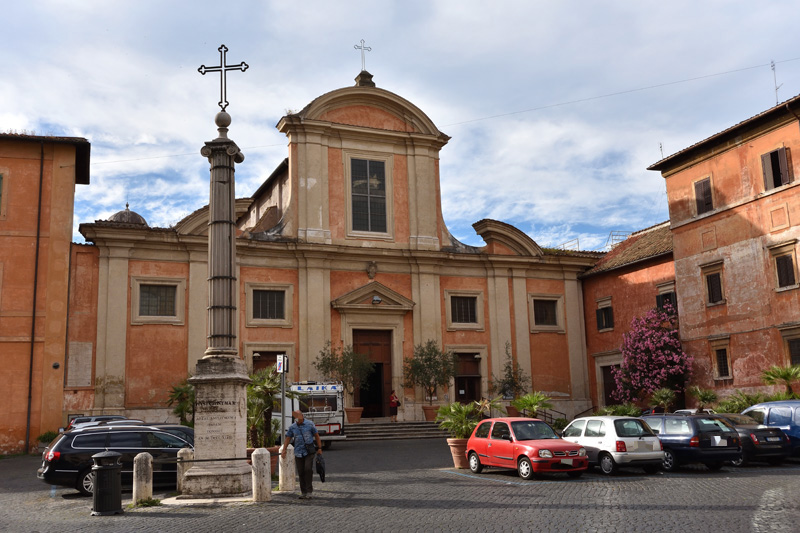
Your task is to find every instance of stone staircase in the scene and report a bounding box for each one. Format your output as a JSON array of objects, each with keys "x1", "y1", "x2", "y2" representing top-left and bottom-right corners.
[{"x1": 343, "y1": 419, "x2": 448, "y2": 441}]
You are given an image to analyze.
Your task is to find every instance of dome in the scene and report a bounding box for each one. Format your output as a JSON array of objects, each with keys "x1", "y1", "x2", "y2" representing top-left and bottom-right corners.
[{"x1": 107, "y1": 203, "x2": 148, "y2": 226}]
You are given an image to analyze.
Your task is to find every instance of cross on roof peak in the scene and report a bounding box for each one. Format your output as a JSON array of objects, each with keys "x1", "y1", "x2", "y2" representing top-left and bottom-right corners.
[{"x1": 354, "y1": 39, "x2": 372, "y2": 71}]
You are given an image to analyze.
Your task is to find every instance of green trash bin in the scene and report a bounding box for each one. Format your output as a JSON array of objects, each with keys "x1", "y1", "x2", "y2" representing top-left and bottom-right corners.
[{"x1": 91, "y1": 451, "x2": 123, "y2": 516}]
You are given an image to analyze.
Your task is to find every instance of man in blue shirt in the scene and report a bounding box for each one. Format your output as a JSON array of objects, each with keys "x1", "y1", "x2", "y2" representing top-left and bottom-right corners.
[{"x1": 281, "y1": 409, "x2": 323, "y2": 499}]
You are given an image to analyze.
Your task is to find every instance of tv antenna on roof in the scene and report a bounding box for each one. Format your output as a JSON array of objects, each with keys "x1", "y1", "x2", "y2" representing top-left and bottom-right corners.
[{"x1": 772, "y1": 60, "x2": 783, "y2": 105}]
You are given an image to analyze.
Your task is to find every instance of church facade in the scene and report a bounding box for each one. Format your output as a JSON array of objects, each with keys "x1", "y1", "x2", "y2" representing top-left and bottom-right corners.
[{"x1": 71, "y1": 72, "x2": 600, "y2": 425}]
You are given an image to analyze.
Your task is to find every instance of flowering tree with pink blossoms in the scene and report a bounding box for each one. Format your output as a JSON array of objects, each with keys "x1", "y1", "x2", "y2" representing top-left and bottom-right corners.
[{"x1": 611, "y1": 305, "x2": 692, "y2": 404}]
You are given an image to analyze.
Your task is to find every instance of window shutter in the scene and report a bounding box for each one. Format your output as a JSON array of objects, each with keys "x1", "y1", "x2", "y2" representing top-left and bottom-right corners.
[
  {"x1": 656, "y1": 294, "x2": 665, "y2": 309},
  {"x1": 776, "y1": 255, "x2": 796, "y2": 288},
  {"x1": 762, "y1": 152, "x2": 773, "y2": 190},
  {"x1": 707, "y1": 273, "x2": 722, "y2": 303},
  {"x1": 695, "y1": 179, "x2": 713, "y2": 214},
  {"x1": 595, "y1": 308, "x2": 603, "y2": 329},
  {"x1": 790, "y1": 339, "x2": 800, "y2": 366},
  {"x1": 607, "y1": 307, "x2": 614, "y2": 328},
  {"x1": 778, "y1": 147, "x2": 791, "y2": 186}
]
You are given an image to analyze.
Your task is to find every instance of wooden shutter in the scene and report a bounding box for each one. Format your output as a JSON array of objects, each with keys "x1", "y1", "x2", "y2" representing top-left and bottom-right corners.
[
  {"x1": 776, "y1": 255, "x2": 796, "y2": 288},
  {"x1": 778, "y1": 147, "x2": 791, "y2": 186},
  {"x1": 790, "y1": 339, "x2": 800, "y2": 366},
  {"x1": 695, "y1": 178, "x2": 713, "y2": 215},
  {"x1": 762, "y1": 152, "x2": 774, "y2": 190},
  {"x1": 707, "y1": 273, "x2": 723, "y2": 303}
]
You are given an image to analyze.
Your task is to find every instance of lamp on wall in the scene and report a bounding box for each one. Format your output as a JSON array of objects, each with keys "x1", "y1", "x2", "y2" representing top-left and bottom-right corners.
[{"x1": 372, "y1": 295, "x2": 382, "y2": 305}]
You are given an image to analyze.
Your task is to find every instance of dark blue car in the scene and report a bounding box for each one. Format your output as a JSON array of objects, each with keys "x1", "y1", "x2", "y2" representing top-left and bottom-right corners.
[
  {"x1": 642, "y1": 414, "x2": 741, "y2": 471},
  {"x1": 742, "y1": 401, "x2": 800, "y2": 457}
]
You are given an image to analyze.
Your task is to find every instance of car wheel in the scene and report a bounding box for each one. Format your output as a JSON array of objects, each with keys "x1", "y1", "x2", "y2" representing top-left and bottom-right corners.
[
  {"x1": 706, "y1": 462, "x2": 724, "y2": 471},
  {"x1": 77, "y1": 469, "x2": 94, "y2": 496},
  {"x1": 730, "y1": 454, "x2": 747, "y2": 467},
  {"x1": 567, "y1": 470, "x2": 583, "y2": 478},
  {"x1": 642, "y1": 465, "x2": 660, "y2": 475},
  {"x1": 517, "y1": 456, "x2": 535, "y2": 480},
  {"x1": 599, "y1": 453, "x2": 618, "y2": 475},
  {"x1": 468, "y1": 452, "x2": 483, "y2": 474},
  {"x1": 662, "y1": 449, "x2": 678, "y2": 472}
]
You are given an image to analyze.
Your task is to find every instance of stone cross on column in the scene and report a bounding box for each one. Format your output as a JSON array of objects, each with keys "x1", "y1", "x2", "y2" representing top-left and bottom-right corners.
[{"x1": 198, "y1": 44, "x2": 249, "y2": 111}]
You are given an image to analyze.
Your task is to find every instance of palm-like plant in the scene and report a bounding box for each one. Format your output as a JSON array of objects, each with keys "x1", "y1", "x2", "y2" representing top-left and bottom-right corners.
[
  {"x1": 167, "y1": 377, "x2": 195, "y2": 426},
  {"x1": 436, "y1": 401, "x2": 480, "y2": 439},
  {"x1": 649, "y1": 388, "x2": 676, "y2": 413},
  {"x1": 510, "y1": 391, "x2": 553, "y2": 417},
  {"x1": 688, "y1": 386, "x2": 718, "y2": 411},
  {"x1": 593, "y1": 403, "x2": 642, "y2": 417},
  {"x1": 717, "y1": 390, "x2": 766, "y2": 413},
  {"x1": 761, "y1": 365, "x2": 800, "y2": 395},
  {"x1": 474, "y1": 396, "x2": 502, "y2": 418},
  {"x1": 247, "y1": 366, "x2": 282, "y2": 448}
]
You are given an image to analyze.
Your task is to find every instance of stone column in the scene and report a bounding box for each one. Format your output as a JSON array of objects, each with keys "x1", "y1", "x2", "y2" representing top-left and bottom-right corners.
[{"x1": 181, "y1": 111, "x2": 252, "y2": 497}]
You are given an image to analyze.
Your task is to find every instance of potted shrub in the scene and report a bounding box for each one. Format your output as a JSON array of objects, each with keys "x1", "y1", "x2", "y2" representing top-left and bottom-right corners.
[
  {"x1": 490, "y1": 342, "x2": 530, "y2": 416},
  {"x1": 510, "y1": 391, "x2": 553, "y2": 418},
  {"x1": 402, "y1": 340, "x2": 457, "y2": 421},
  {"x1": 36, "y1": 430, "x2": 59, "y2": 452},
  {"x1": 314, "y1": 342, "x2": 374, "y2": 423},
  {"x1": 436, "y1": 402, "x2": 480, "y2": 468}
]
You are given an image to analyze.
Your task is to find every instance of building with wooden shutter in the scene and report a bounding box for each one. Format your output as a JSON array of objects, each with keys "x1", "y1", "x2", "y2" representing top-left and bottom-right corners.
[{"x1": 649, "y1": 95, "x2": 800, "y2": 397}]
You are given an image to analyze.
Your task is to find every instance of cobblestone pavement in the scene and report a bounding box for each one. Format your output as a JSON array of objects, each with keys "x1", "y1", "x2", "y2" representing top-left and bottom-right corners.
[{"x1": 2, "y1": 439, "x2": 799, "y2": 532}]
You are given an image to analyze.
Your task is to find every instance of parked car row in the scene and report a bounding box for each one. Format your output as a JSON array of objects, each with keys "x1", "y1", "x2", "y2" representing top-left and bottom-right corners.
[
  {"x1": 465, "y1": 402, "x2": 799, "y2": 481},
  {"x1": 38, "y1": 420, "x2": 194, "y2": 496}
]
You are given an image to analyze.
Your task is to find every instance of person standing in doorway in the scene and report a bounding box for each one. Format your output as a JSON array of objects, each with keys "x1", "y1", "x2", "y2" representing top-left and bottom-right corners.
[
  {"x1": 389, "y1": 390, "x2": 400, "y2": 422},
  {"x1": 281, "y1": 409, "x2": 323, "y2": 499}
]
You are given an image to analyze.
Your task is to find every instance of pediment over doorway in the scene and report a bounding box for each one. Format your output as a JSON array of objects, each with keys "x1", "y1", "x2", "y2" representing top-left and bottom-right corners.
[{"x1": 331, "y1": 281, "x2": 414, "y2": 314}]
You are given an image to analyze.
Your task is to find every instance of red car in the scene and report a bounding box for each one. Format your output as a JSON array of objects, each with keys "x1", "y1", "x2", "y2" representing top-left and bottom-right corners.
[{"x1": 466, "y1": 417, "x2": 588, "y2": 479}]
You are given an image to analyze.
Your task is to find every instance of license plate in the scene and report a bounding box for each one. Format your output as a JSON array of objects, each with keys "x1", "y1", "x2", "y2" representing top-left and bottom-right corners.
[
  {"x1": 560, "y1": 459, "x2": 573, "y2": 466},
  {"x1": 712, "y1": 436, "x2": 728, "y2": 447},
  {"x1": 766, "y1": 436, "x2": 782, "y2": 442}
]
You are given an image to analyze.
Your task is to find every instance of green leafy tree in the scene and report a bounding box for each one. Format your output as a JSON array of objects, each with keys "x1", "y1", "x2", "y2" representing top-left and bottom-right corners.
[
  {"x1": 761, "y1": 365, "x2": 800, "y2": 395},
  {"x1": 490, "y1": 341, "x2": 530, "y2": 400},
  {"x1": 511, "y1": 391, "x2": 553, "y2": 417},
  {"x1": 402, "y1": 340, "x2": 457, "y2": 406},
  {"x1": 436, "y1": 402, "x2": 480, "y2": 439},
  {"x1": 167, "y1": 377, "x2": 195, "y2": 427},
  {"x1": 649, "y1": 388, "x2": 676, "y2": 413},
  {"x1": 688, "y1": 386, "x2": 718, "y2": 411},
  {"x1": 314, "y1": 342, "x2": 375, "y2": 406}
]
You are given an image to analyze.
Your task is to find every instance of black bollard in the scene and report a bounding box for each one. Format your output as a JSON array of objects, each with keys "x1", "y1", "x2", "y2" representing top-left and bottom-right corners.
[{"x1": 91, "y1": 451, "x2": 124, "y2": 516}]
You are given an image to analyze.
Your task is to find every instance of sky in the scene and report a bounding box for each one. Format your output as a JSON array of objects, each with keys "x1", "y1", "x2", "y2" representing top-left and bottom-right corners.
[{"x1": 4, "y1": 1, "x2": 800, "y2": 250}]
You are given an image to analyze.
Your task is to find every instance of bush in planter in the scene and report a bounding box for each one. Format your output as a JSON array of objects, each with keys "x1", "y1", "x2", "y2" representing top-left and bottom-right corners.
[
  {"x1": 36, "y1": 430, "x2": 59, "y2": 445},
  {"x1": 167, "y1": 376, "x2": 195, "y2": 427},
  {"x1": 717, "y1": 390, "x2": 766, "y2": 413},
  {"x1": 593, "y1": 403, "x2": 642, "y2": 417},
  {"x1": 436, "y1": 402, "x2": 480, "y2": 439},
  {"x1": 314, "y1": 342, "x2": 374, "y2": 407},
  {"x1": 510, "y1": 391, "x2": 553, "y2": 417},
  {"x1": 648, "y1": 387, "x2": 676, "y2": 414},
  {"x1": 402, "y1": 340, "x2": 457, "y2": 406},
  {"x1": 490, "y1": 341, "x2": 530, "y2": 400}
]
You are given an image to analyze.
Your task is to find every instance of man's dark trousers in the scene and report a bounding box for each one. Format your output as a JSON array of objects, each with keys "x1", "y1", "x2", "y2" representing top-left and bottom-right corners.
[{"x1": 295, "y1": 453, "x2": 315, "y2": 496}]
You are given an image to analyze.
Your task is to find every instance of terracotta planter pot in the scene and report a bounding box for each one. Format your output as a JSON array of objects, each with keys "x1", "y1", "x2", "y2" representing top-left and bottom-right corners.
[
  {"x1": 505, "y1": 405, "x2": 520, "y2": 417},
  {"x1": 345, "y1": 407, "x2": 364, "y2": 423},
  {"x1": 446, "y1": 438, "x2": 470, "y2": 469},
  {"x1": 422, "y1": 404, "x2": 438, "y2": 421}
]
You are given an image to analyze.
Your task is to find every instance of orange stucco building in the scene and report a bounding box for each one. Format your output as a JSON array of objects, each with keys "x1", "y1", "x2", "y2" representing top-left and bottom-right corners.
[
  {"x1": 580, "y1": 222, "x2": 675, "y2": 408},
  {"x1": 68, "y1": 72, "x2": 601, "y2": 426},
  {"x1": 649, "y1": 96, "x2": 800, "y2": 397},
  {"x1": 0, "y1": 134, "x2": 90, "y2": 453}
]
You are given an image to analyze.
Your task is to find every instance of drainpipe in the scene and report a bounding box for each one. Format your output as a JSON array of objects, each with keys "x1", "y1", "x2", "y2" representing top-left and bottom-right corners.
[{"x1": 25, "y1": 142, "x2": 45, "y2": 451}]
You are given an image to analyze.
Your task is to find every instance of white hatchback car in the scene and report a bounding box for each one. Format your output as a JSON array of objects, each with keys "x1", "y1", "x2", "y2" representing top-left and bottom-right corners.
[{"x1": 561, "y1": 416, "x2": 664, "y2": 474}]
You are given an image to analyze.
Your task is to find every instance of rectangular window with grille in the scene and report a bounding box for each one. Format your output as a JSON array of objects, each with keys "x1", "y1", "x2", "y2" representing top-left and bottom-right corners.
[
  {"x1": 694, "y1": 177, "x2": 713, "y2": 215},
  {"x1": 776, "y1": 254, "x2": 797, "y2": 288},
  {"x1": 451, "y1": 296, "x2": 477, "y2": 324},
  {"x1": 790, "y1": 339, "x2": 800, "y2": 366},
  {"x1": 533, "y1": 299, "x2": 558, "y2": 326},
  {"x1": 139, "y1": 284, "x2": 177, "y2": 316},
  {"x1": 253, "y1": 290, "x2": 285, "y2": 320},
  {"x1": 351, "y1": 158, "x2": 386, "y2": 233},
  {"x1": 716, "y1": 348, "x2": 730, "y2": 378}
]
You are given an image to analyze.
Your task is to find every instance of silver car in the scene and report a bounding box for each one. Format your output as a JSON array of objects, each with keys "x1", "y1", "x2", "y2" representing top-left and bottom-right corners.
[{"x1": 561, "y1": 416, "x2": 664, "y2": 474}]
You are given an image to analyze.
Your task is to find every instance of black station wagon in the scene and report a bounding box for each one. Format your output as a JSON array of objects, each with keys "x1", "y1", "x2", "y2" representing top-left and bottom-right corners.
[{"x1": 37, "y1": 426, "x2": 192, "y2": 495}]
